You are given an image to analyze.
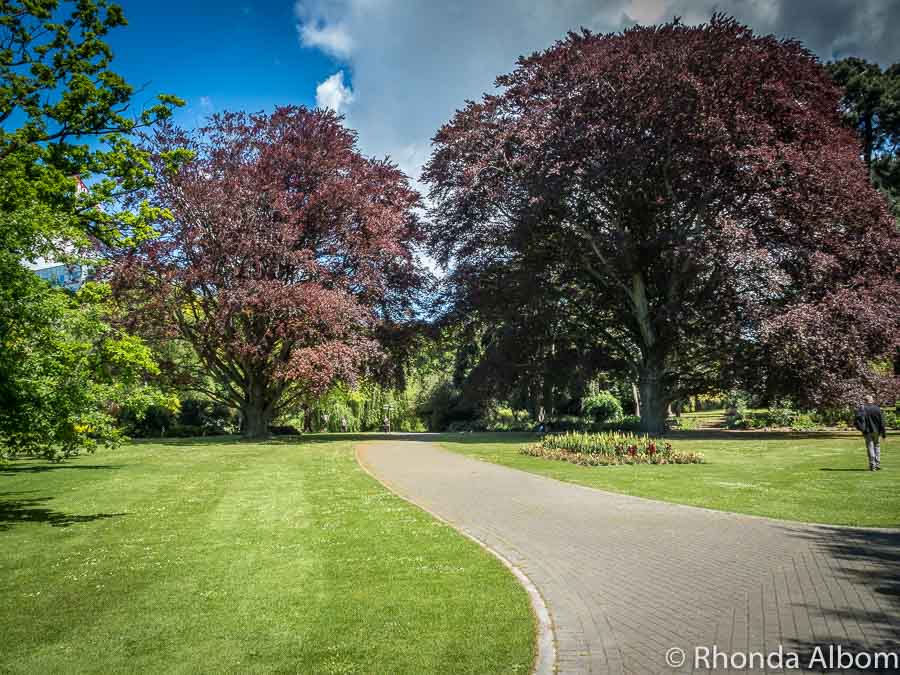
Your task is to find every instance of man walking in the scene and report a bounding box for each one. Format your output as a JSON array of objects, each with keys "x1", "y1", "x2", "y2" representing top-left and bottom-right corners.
[{"x1": 854, "y1": 396, "x2": 886, "y2": 471}]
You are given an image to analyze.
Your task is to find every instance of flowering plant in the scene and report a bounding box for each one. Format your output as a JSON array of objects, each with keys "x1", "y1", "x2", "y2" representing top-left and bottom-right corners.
[{"x1": 521, "y1": 432, "x2": 703, "y2": 466}]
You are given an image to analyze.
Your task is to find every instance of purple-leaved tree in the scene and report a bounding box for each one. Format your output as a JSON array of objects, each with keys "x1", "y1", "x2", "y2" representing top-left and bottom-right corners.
[
  {"x1": 111, "y1": 107, "x2": 424, "y2": 438},
  {"x1": 424, "y1": 16, "x2": 900, "y2": 432}
]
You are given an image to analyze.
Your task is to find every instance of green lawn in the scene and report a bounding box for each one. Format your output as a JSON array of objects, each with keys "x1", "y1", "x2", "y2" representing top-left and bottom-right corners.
[
  {"x1": 436, "y1": 431, "x2": 900, "y2": 527},
  {"x1": 1, "y1": 437, "x2": 534, "y2": 674}
]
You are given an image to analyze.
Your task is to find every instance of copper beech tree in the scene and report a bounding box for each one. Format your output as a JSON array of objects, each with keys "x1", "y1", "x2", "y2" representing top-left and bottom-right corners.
[
  {"x1": 110, "y1": 107, "x2": 423, "y2": 438},
  {"x1": 424, "y1": 16, "x2": 900, "y2": 433}
]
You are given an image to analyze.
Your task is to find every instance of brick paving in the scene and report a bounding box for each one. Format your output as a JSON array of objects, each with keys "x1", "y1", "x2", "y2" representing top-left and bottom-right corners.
[{"x1": 357, "y1": 440, "x2": 900, "y2": 674}]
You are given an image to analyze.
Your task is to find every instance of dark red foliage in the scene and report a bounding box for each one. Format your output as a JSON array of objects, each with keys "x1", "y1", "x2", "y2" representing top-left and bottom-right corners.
[
  {"x1": 110, "y1": 107, "x2": 424, "y2": 437},
  {"x1": 424, "y1": 15, "x2": 900, "y2": 430}
]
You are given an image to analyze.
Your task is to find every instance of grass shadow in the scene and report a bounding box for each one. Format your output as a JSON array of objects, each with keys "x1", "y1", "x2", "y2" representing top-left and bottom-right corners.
[
  {"x1": 137, "y1": 433, "x2": 444, "y2": 447},
  {"x1": 428, "y1": 432, "x2": 539, "y2": 445},
  {"x1": 666, "y1": 430, "x2": 862, "y2": 441},
  {"x1": 0, "y1": 492, "x2": 124, "y2": 531},
  {"x1": 1, "y1": 464, "x2": 122, "y2": 476}
]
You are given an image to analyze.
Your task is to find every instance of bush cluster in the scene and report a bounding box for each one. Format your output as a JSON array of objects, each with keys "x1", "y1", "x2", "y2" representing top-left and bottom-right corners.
[
  {"x1": 521, "y1": 431, "x2": 704, "y2": 466},
  {"x1": 581, "y1": 391, "x2": 623, "y2": 424},
  {"x1": 120, "y1": 398, "x2": 238, "y2": 438}
]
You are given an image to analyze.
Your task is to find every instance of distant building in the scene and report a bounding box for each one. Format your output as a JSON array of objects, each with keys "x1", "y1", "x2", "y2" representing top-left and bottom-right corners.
[
  {"x1": 22, "y1": 176, "x2": 93, "y2": 292},
  {"x1": 23, "y1": 260, "x2": 91, "y2": 291}
]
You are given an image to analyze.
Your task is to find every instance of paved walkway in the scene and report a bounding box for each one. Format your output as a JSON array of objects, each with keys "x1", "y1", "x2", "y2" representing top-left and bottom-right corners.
[{"x1": 357, "y1": 440, "x2": 900, "y2": 675}]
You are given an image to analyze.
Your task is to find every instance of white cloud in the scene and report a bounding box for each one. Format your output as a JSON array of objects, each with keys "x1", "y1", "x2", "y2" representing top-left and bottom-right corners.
[
  {"x1": 294, "y1": 0, "x2": 632, "y2": 186},
  {"x1": 198, "y1": 96, "x2": 213, "y2": 111},
  {"x1": 298, "y1": 22, "x2": 354, "y2": 58},
  {"x1": 315, "y1": 70, "x2": 354, "y2": 113},
  {"x1": 625, "y1": 0, "x2": 667, "y2": 24},
  {"x1": 294, "y1": 0, "x2": 900, "y2": 192}
]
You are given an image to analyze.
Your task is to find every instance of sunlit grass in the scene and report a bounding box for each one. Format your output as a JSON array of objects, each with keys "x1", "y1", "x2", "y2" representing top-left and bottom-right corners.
[
  {"x1": 1, "y1": 437, "x2": 533, "y2": 674},
  {"x1": 436, "y1": 431, "x2": 900, "y2": 527}
]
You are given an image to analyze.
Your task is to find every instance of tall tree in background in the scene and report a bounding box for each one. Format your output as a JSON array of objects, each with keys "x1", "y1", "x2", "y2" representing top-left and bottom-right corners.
[
  {"x1": 1, "y1": 0, "x2": 181, "y2": 457},
  {"x1": 827, "y1": 58, "x2": 900, "y2": 212},
  {"x1": 827, "y1": 59, "x2": 900, "y2": 377},
  {"x1": 425, "y1": 16, "x2": 900, "y2": 433},
  {"x1": 111, "y1": 108, "x2": 424, "y2": 439}
]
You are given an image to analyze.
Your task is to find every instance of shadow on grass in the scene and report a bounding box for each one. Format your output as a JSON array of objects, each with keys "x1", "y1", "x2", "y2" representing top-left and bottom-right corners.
[
  {"x1": 781, "y1": 524, "x2": 900, "y2": 659},
  {"x1": 419, "y1": 430, "x2": 867, "y2": 444},
  {"x1": 131, "y1": 429, "x2": 883, "y2": 448},
  {"x1": 0, "y1": 491, "x2": 124, "y2": 531},
  {"x1": 1, "y1": 464, "x2": 122, "y2": 476},
  {"x1": 136, "y1": 433, "x2": 445, "y2": 447},
  {"x1": 666, "y1": 430, "x2": 862, "y2": 441}
]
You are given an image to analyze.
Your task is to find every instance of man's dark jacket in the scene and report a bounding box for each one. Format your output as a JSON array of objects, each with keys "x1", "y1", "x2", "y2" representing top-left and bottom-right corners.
[{"x1": 854, "y1": 404, "x2": 886, "y2": 436}]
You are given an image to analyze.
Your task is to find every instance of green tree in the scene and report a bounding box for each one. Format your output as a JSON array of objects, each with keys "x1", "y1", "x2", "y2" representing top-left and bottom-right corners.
[
  {"x1": 1, "y1": 0, "x2": 183, "y2": 457},
  {"x1": 827, "y1": 58, "x2": 900, "y2": 212},
  {"x1": 0, "y1": 274, "x2": 175, "y2": 460}
]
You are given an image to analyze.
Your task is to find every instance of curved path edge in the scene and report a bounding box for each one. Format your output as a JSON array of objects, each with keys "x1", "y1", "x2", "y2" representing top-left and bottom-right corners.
[
  {"x1": 355, "y1": 443, "x2": 557, "y2": 675},
  {"x1": 356, "y1": 438, "x2": 900, "y2": 675}
]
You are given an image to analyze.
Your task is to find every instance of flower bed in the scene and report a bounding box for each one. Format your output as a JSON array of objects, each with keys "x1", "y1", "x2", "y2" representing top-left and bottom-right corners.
[{"x1": 520, "y1": 431, "x2": 704, "y2": 466}]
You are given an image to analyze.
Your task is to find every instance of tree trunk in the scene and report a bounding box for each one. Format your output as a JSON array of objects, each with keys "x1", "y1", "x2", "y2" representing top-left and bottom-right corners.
[
  {"x1": 632, "y1": 382, "x2": 641, "y2": 417},
  {"x1": 301, "y1": 404, "x2": 313, "y2": 433},
  {"x1": 629, "y1": 271, "x2": 667, "y2": 433},
  {"x1": 863, "y1": 113, "x2": 874, "y2": 173},
  {"x1": 638, "y1": 367, "x2": 668, "y2": 434},
  {"x1": 242, "y1": 394, "x2": 272, "y2": 440}
]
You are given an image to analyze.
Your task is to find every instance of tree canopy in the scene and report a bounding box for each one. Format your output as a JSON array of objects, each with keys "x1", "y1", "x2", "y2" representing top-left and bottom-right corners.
[
  {"x1": 827, "y1": 57, "x2": 900, "y2": 215},
  {"x1": 424, "y1": 15, "x2": 900, "y2": 432},
  {"x1": 110, "y1": 107, "x2": 425, "y2": 438},
  {"x1": 1, "y1": 0, "x2": 181, "y2": 457},
  {"x1": 1, "y1": 0, "x2": 182, "y2": 258}
]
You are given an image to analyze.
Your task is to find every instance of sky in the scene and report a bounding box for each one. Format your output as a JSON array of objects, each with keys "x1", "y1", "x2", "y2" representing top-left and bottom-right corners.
[{"x1": 108, "y1": 0, "x2": 900, "y2": 188}]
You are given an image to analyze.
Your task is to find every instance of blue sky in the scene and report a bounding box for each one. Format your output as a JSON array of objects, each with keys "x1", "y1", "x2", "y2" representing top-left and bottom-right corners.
[{"x1": 106, "y1": 0, "x2": 337, "y2": 130}]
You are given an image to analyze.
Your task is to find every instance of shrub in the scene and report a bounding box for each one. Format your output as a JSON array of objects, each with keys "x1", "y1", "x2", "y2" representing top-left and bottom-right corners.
[
  {"x1": 725, "y1": 413, "x2": 750, "y2": 429},
  {"x1": 789, "y1": 413, "x2": 821, "y2": 432},
  {"x1": 766, "y1": 399, "x2": 798, "y2": 427},
  {"x1": 122, "y1": 397, "x2": 238, "y2": 438},
  {"x1": 521, "y1": 431, "x2": 703, "y2": 466},
  {"x1": 483, "y1": 405, "x2": 533, "y2": 432},
  {"x1": 723, "y1": 390, "x2": 750, "y2": 414},
  {"x1": 743, "y1": 414, "x2": 769, "y2": 429},
  {"x1": 180, "y1": 398, "x2": 238, "y2": 434},
  {"x1": 419, "y1": 381, "x2": 479, "y2": 431},
  {"x1": 121, "y1": 403, "x2": 177, "y2": 437},
  {"x1": 582, "y1": 391, "x2": 624, "y2": 424},
  {"x1": 883, "y1": 407, "x2": 898, "y2": 430},
  {"x1": 810, "y1": 407, "x2": 852, "y2": 427}
]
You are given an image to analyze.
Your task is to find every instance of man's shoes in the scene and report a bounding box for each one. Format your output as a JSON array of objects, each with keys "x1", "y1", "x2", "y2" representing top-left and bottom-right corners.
[{"x1": 875, "y1": 466, "x2": 882, "y2": 471}]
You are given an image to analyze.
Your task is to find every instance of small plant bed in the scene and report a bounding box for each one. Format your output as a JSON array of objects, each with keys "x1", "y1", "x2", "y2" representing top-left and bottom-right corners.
[{"x1": 521, "y1": 432, "x2": 704, "y2": 466}]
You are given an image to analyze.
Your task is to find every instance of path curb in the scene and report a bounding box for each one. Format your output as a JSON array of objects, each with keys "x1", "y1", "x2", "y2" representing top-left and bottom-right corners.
[{"x1": 355, "y1": 443, "x2": 557, "y2": 675}]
